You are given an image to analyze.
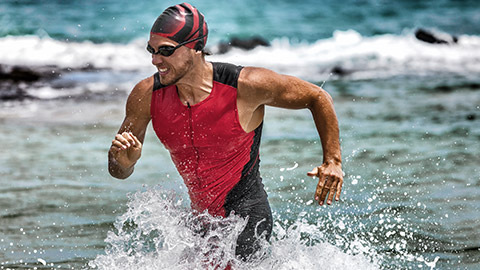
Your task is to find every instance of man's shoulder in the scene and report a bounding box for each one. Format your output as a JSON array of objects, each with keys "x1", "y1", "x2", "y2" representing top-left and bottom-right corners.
[
  {"x1": 134, "y1": 75, "x2": 155, "y2": 94},
  {"x1": 126, "y1": 76, "x2": 154, "y2": 109},
  {"x1": 124, "y1": 76, "x2": 154, "y2": 119},
  {"x1": 238, "y1": 66, "x2": 279, "y2": 90}
]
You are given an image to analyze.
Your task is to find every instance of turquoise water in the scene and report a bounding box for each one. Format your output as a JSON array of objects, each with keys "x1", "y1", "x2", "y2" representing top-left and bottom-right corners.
[
  {"x1": 2, "y1": 0, "x2": 480, "y2": 43},
  {"x1": 1, "y1": 0, "x2": 480, "y2": 269}
]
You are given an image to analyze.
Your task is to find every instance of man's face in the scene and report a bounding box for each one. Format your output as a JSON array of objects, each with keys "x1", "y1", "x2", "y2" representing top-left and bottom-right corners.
[{"x1": 147, "y1": 34, "x2": 194, "y2": 86}]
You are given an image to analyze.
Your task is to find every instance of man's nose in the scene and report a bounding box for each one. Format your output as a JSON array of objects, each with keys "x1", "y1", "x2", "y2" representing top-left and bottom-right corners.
[{"x1": 151, "y1": 54, "x2": 164, "y2": 66}]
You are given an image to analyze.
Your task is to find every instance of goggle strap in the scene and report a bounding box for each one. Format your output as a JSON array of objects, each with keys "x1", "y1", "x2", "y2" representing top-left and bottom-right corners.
[
  {"x1": 147, "y1": 33, "x2": 208, "y2": 55},
  {"x1": 178, "y1": 33, "x2": 208, "y2": 47}
]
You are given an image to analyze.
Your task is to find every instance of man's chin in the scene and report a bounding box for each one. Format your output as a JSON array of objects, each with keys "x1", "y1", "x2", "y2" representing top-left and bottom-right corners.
[{"x1": 159, "y1": 76, "x2": 179, "y2": 86}]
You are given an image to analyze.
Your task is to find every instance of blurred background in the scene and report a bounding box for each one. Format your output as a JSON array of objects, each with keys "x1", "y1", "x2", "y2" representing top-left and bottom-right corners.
[{"x1": 0, "y1": 0, "x2": 479, "y2": 269}]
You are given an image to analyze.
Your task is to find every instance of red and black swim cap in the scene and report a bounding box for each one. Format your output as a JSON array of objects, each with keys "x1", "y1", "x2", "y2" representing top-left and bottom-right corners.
[{"x1": 150, "y1": 3, "x2": 208, "y2": 51}]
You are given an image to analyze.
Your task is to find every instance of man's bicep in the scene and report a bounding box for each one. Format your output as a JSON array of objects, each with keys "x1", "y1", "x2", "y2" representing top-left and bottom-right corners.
[{"x1": 116, "y1": 78, "x2": 153, "y2": 142}]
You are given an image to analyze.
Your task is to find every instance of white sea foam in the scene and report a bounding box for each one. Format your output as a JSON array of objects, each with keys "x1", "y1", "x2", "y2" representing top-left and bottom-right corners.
[
  {"x1": 0, "y1": 35, "x2": 152, "y2": 71},
  {"x1": 209, "y1": 30, "x2": 480, "y2": 80},
  {"x1": 1, "y1": 30, "x2": 479, "y2": 80},
  {"x1": 88, "y1": 187, "x2": 380, "y2": 270}
]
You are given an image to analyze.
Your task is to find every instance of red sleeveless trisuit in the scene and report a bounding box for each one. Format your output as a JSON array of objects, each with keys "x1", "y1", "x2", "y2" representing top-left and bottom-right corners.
[{"x1": 150, "y1": 62, "x2": 272, "y2": 259}]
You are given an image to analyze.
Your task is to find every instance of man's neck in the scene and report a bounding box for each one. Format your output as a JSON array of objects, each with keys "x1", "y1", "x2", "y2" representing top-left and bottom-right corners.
[{"x1": 176, "y1": 60, "x2": 213, "y2": 106}]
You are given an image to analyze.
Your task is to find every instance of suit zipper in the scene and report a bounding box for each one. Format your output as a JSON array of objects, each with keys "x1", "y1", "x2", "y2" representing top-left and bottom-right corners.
[{"x1": 187, "y1": 102, "x2": 200, "y2": 176}]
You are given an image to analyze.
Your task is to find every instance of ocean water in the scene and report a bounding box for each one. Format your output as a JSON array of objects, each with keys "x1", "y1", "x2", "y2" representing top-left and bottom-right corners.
[{"x1": 1, "y1": 0, "x2": 479, "y2": 269}]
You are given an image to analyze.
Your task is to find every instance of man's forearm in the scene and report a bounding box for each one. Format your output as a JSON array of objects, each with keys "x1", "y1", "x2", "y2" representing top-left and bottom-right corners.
[{"x1": 309, "y1": 89, "x2": 342, "y2": 165}]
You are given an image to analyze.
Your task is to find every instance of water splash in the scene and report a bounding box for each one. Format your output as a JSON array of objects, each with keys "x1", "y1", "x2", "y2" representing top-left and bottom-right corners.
[
  {"x1": 88, "y1": 187, "x2": 247, "y2": 270},
  {"x1": 88, "y1": 186, "x2": 380, "y2": 270}
]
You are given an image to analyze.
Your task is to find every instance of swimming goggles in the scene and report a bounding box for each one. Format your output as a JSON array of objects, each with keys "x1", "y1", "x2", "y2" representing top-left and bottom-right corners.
[{"x1": 146, "y1": 34, "x2": 207, "y2": 57}]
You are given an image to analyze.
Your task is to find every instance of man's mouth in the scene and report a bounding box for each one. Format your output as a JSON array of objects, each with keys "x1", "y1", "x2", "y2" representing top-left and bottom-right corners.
[{"x1": 159, "y1": 67, "x2": 168, "y2": 74}]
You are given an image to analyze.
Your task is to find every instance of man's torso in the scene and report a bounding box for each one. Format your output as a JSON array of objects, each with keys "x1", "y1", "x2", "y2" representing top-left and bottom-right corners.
[{"x1": 150, "y1": 62, "x2": 265, "y2": 217}]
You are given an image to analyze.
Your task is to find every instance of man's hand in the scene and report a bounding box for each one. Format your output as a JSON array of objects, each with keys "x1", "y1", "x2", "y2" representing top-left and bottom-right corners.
[
  {"x1": 307, "y1": 162, "x2": 343, "y2": 205},
  {"x1": 110, "y1": 132, "x2": 142, "y2": 169}
]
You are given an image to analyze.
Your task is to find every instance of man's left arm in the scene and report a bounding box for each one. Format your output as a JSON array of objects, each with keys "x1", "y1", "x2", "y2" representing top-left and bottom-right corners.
[{"x1": 239, "y1": 67, "x2": 343, "y2": 206}]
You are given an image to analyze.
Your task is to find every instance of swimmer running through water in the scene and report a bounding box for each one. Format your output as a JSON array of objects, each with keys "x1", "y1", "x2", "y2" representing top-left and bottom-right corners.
[{"x1": 108, "y1": 2, "x2": 343, "y2": 261}]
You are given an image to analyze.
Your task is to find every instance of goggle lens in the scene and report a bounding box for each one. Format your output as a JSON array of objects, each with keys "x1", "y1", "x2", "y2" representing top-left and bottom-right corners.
[{"x1": 146, "y1": 44, "x2": 176, "y2": 57}]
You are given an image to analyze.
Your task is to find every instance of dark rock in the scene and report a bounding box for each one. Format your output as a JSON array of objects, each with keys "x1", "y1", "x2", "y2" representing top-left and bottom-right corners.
[
  {"x1": 330, "y1": 66, "x2": 352, "y2": 76},
  {"x1": 217, "y1": 43, "x2": 230, "y2": 54},
  {"x1": 217, "y1": 36, "x2": 270, "y2": 54},
  {"x1": 415, "y1": 28, "x2": 458, "y2": 45},
  {"x1": 466, "y1": 114, "x2": 476, "y2": 121},
  {"x1": 464, "y1": 83, "x2": 480, "y2": 90},
  {"x1": 429, "y1": 82, "x2": 480, "y2": 92},
  {"x1": 0, "y1": 64, "x2": 63, "y2": 82},
  {"x1": 0, "y1": 65, "x2": 41, "y2": 82},
  {"x1": 0, "y1": 63, "x2": 114, "y2": 101},
  {"x1": 0, "y1": 64, "x2": 64, "y2": 100},
  {"x1": 79, "y1": 63, "x2": 96, "y2": 71}
]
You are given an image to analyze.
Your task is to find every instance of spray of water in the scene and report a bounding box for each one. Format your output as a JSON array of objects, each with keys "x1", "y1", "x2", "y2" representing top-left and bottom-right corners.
[{"x1": 88, "y1": 186, "x2": 381, "y2": 270}]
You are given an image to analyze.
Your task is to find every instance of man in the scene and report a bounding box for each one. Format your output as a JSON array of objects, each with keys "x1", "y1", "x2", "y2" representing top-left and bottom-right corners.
[{"x1": 108, "y1": 2, "x2": 343, "y2": 261}]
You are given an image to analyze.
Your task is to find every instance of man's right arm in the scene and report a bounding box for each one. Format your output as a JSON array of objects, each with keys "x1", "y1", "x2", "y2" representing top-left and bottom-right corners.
[{"x1": 108, "y1": 77, "x2": 153, "y2": 179}]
